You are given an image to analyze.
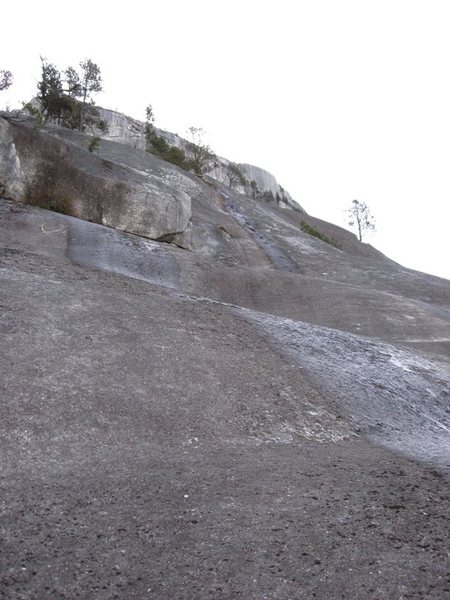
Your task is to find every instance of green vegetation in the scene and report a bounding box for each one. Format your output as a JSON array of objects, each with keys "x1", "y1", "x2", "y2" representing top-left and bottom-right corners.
[
  {"x1": 144, "y1": 104, "x2": 155, "y2": 149},
  {"x1": 145, "y1": 116, "x2": 216, "y2": 175},
  {"x1": 88, "y1": 135, "x2": 101, "y2": 154},
  {"x1": 21, "y1": 102, "x2": 47, "y2": 129},
  {"x1": 146, "y1": 121, "x2": 219, "y2": 176},
  {"x1": 144, "y1": 105, "x2": 188, "y2": 168},
  {"x1": 23, "y1": 57, "x2": 106, "y2": 132},
  {"x1": 16, "y1": 60, "x2": 300, "y2": 213},
  {"x1": 227, "y1": 163, "x2": 247, "y2": 189},
  {"x1": 248, "y1": 181, "x2": 282, "y2": 204},
  {"x1": 186, "y1": 127, "x2": 215, "y2": 176},
  {"x1": 147, "y1": 132, "x2": 188, "y2": 168},
  {"x1": 300, "y1": 221, "x2": 341, "y2": 249},
  {"x1": 67, "y1": 59, "x2": 103, "y2": 131},
  {"x1": 164, "y1": 145, "x2": 188, "y2": 168},
  {"x1": 260, "y1": 190, "x2": 275, "y2": 203},
  {"x1": 148, "y1": 132, "x2": 168, "y2": 155}
]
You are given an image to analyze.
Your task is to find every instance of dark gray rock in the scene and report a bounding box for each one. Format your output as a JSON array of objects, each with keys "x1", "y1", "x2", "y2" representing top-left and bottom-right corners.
[{"x1": 0, "y1": 108, "x2": 449, "y2": 599}]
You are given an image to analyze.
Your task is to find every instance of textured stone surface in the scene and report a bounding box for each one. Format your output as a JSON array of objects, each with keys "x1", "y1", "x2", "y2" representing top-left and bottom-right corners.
[
  {"x1": 1, "y1": 106, "x2": 450, "y2": 599},
  {"x1": 0, "y1": 118, "x2": 26, "y2": 199},
  {"x1": 95, "y1": 106, "x2": 302, "y2": 208},
  {"x1": 1, "y1": 198, "x2": 449, "y2": 599},
  {"x1": 96, "y1": 106, "x2": 146, "y2": 150},
  {"x1": 0, "y1": 115, "x2": 191, "y2": 240}
]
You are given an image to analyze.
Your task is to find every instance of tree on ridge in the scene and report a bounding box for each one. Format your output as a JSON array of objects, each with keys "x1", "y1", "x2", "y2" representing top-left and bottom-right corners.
[{"x1": 346, "y1": 199, "x2": 376, "y2": 241}]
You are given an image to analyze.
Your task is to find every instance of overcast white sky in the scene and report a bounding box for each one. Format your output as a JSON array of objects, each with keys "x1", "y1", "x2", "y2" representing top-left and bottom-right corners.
[{"x1": 2, "y1": 0, "x2": 449, "y2": 279}]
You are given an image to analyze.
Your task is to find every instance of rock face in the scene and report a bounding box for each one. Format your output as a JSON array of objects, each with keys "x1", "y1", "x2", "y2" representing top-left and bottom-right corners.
[
  {"x1": 96, "y1": 106, "x2": 301, "y2": 208},
  {"x1": 1, "y1": 107, "x2": 450, "y2": 599},
  {"x1": 0, "y1": 115, "x2": 191, "y2": 240},
  {"x1": 96, "y1": 107, "x2": 146, "y2": 150},
  {"x1": 207, "y1": 160, "x2": 300, "y2": 210},
  {"x1": 0, "y1": 117, "x2": 26, "y2": 199}
]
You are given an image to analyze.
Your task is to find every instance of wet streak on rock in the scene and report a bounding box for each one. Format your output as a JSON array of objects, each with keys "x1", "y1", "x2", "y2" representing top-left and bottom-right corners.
[{"x1": 217, "y1": 184, "x2": 300, "y2": 273}]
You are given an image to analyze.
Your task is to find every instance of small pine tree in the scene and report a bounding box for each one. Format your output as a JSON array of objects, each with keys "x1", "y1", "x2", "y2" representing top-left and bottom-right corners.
[
  {"x1": 144, "y1": 105, "x2": 155, "y2": 150},
  {"x1": 36, "y1": 57, "x2": 70, "y2": 126},
  {"x1": 88, "y1": 135, "x2": 101, "y2": 154},
  {"x1": 227, "y1": 163, "x2": 246, "y2": 189},
  {"x1": 186, "y1": 127, "x2": 215, "y2": 176},
  {"x1": 28, "y1": 57, "x2": 105, "y2": 131},
  {"x1": 65, "y1": 58, "x2": 103, "y2": 131},
  {"x1": 22, "y1": 102, "x2": 46, "y2": 130}
]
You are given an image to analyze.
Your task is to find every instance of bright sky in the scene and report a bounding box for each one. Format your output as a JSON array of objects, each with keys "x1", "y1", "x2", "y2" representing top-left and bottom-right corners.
[{"x1": 2, "y1": 0, "x2": 450, "y2": 280}]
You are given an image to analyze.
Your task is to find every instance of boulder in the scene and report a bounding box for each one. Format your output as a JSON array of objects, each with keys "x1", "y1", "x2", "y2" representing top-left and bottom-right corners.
[{"x1": 0, "y1": 115, "x2": 191, "y2": 240}]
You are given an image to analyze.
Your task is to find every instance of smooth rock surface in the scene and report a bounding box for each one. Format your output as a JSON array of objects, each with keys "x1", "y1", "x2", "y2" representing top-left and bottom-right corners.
[{"x1": 1, "y1": 197, "x2": 449, "y2": 599}]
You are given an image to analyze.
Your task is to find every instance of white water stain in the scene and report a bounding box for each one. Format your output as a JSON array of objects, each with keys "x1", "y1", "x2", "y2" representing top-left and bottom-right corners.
[{"x1": 236, "y1": 305, "x2": 450, "y2": 473}]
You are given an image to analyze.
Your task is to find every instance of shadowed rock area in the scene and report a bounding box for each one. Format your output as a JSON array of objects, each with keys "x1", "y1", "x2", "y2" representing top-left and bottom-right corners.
[{"x1": 1, "y1": 112, "x2": 449, "y2": 599}]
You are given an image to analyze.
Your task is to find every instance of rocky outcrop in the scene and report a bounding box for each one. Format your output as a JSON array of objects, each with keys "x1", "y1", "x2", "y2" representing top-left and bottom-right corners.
[
  {"x1": 207, "y1": 160, "x2": 301, "y2": 210},
  {"x1": 1, "y1": 104, "x2": 450, "y2": 599},
  {"x1": 95, "y1": 107, "x2": 302, "y2": 209},
  {"x1": 0, "y1": 115, "x2": 191, "y2": 240},
  {"x1": 96, "y1": 107, "x2": 146, "y2": 150},
  {"x1": 0, "y1": 117, "x2": 26, "y2": 199}
]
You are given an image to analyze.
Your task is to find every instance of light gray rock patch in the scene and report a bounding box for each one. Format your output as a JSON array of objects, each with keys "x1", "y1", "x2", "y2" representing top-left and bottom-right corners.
[
  {"x1": 239, "y1": 306, "x2": 450, "y2": 472},
  {"x1": 0, "y1": 118, "x2": 25, "y2": 198},
  {"x1": 94, "y1": 107, "x2": 303, "y2": 209}
]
